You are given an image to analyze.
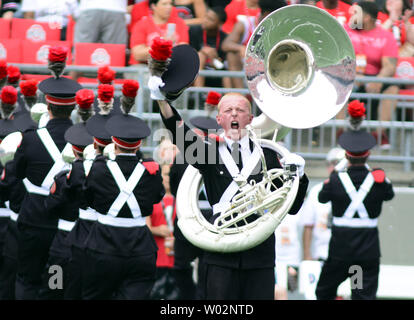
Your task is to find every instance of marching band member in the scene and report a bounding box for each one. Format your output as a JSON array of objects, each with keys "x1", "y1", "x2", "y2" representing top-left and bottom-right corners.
[
  {"x1": 81, "y1": 80, "x2": 165, "y2": 300},
  {"x1": 13, "y1": 46, "x2": 82, "y2": 299},
  {"x1": 148, "y1": 39, "x2": 309, "y2": 299},
  {"x1": 38, "y1": 89, "x2": 94, "y2": 300},
  {"x1": 315, "y1": 100, "x2": 395, "y2": 300},
  {"x1": 170, "y1": 91, "x2": 221, "y2": 300},
  {"x1": 63, "y1": 84, "x2": 116, "y2": 300}
]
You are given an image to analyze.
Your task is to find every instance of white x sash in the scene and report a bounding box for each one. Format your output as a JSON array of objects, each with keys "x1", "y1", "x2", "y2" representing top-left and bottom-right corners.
[
  {"x1": 23, "y1": 128, "x2": 70, "y2": 196},
  {"x1": 334, "y1": 172, "x2": 377, "y2": 228},
  {"x1": 212, "y1": 143, "x2": 261, "y2": 214},
  {"x1": 106, "y1": 160, "x2": 145, "y2": 218}
]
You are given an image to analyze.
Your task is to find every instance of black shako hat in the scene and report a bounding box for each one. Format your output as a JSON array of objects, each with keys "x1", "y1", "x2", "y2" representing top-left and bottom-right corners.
[
  {"x1": 160, "y1": 44, "x2": 199, "y2": 101},
  {"x1": 64, "y1": 123, "x2": 93, "y2": 149},
  {"x1": 86, "y1": 113, "x2": 112, "y2": 143},
  {"x1": 105, "y1": 114, "x2": 151, "y2": 149},
  {"x1": 189, "y1": 116, "x2": 222, "y2": 133},
  {"x1": 338, "y1": 130, "x2": 377, "y2": 154},
  {"x1": 38, "y1": 77, "x2": 83, "y2": 105}
]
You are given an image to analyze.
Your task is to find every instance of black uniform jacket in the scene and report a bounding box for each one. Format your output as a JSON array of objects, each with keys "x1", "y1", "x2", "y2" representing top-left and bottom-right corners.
[
  {"x1": 84, "y1": 154, "x2": 165, "y2": 257},
  {"x1": 319, "y1": 165, "x2": 394, "y2": 260},
  {"x1": 14, "y1": 118, "x2": 73, "y2": 229},
  {"x1": 161, "y1": 105, "x2": 309, "y2": 269}
]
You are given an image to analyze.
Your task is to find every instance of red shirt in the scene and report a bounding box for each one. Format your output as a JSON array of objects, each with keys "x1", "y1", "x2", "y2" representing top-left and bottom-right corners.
[
  {"x1": 129, "y1": 1, "x2": 179, "y2": 33},
  {"x1": 376, "y1": 12, "x2": 414, "y2": 46},
  {"x1": 222, "y1": 0, "x2": 260, "y2": 34},
  {"x1": 345, "y1": 23, "x2": 399, "y2": 75},
  {"x1": 151, "y1": 195, "x2": 176, "y2": 268},
  {"x1": 316, "y1": 1, "x2": 352, "y2": 26},
  {"x1": 129, "y1": 14, "x2": 189, "y2": 65}
]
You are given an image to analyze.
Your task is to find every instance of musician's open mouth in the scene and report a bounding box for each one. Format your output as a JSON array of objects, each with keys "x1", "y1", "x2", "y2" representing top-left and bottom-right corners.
[{"x1": 231, "y1": 121, "x2": 239, "y2": 129}]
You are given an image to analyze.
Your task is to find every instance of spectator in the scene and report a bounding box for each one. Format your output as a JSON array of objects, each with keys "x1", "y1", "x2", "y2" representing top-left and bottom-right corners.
[
  {"x1": 274, "y1": 214, "x2": 301, "y2": 300},
  {"x1": 129, "y1": 0, "x2": 180, "y2": 33},
  {"x1": 345, "y1": 1, "x2": 399, "y2": 149},
  {"x1": 378, "y1": 0, "x2": 414, "y2": 55},
  {"x1": 190, "y1": 6, "x2": 230, "y2": 87},
  {"x1": 20, "y1": 0, "x2": 78, "y2": 40},
  {"x1": 315, "y1": 0, "x2": 352, "y2": 26},
  {"x1": 222, "y1": 0, "x2": 260, "y2": 34},
  {"x1": 129, "y1": 0, "x2": 189, "y2": 65},
  {"x1": 221, "y1": 0, "x2": 286, "y2": 88},
  {"x1": 174, "y1": 0, "x2": 207, "y2": 26},
  {"x1": 1, "y1": 0, "x2": 22, "y2": 19},
  {"x1": 146, "y1": 164, "x2": 179, "y2": 300},
  {"x1": 300, "y1": 148, "x2": 346, "y2": 263}
]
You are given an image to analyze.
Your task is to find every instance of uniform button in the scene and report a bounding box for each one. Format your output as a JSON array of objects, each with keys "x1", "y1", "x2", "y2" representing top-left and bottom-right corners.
[{"x1": 220, "y1": 171, "x2": 223, "y2": 175}]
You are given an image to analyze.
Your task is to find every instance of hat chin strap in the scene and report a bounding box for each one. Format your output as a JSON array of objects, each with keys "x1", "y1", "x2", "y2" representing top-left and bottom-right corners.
[{"x1": 346, "y1": 150, "x2": 370, "y2": 158}]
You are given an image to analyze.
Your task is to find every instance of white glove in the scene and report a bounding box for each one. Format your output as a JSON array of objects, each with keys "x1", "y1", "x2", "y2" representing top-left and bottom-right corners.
[
  {"x1": 282, "y1": 153, "x2": 305, "y2": 177},
  {"x1": 148, "y1": 75, "x2": 166, "y2": 100}
]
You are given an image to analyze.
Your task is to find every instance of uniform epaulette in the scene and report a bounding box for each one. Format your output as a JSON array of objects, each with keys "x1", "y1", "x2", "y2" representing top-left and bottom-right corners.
[
  {"x1": 371, "y1": 168, "x2": 386, "y2": 183},
  {"x1": 142, "y1": 159, "x2": 159, "y2": 175}
]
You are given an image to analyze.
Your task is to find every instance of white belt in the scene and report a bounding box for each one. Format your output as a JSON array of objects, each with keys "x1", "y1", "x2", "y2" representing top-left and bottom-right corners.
[
  {"x1": 332, "y1": 217, "x2": 378, "y2": 228},
  {"x1": 23, "y1": 178, "x2": 50, "y2": 196},
  {"x1": 97, "y1": 213, "x2": 146, "y2": 228},
  {"x1": 0, "y1": 207, "x2": 11, "y2": 217},
  {"x1": 79, "y1": 208, "x2": 97, "y2": 221},
  {"x1": 10, "y1": 211, "x2": 18, "y2": 222},
  {"x1": 58, "y1": 219, "x2": 76, "y2": 232}
]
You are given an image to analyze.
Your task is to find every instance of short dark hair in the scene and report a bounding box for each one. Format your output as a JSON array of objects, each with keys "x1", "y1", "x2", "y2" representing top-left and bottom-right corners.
[
  {"x1": 149, "y1": 0, "x2": 160, "y2": 6},
  {"x1": 259, "y1": 0, "x2": 287, "y2": 13},
  {"x1": 48, "y1": 104, "x2": 74, "y2": 119},
  {"x1": 358, "y1": 1, "x2": 379, "y2": 20},
  {"x1": 210, "y1": 6, "x2": 227, "y2": 24}
]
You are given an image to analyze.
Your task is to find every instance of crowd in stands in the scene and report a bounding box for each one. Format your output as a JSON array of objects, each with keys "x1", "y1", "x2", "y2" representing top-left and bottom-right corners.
[{"x1": 1, "y1": 0, "x2": 413, "y2": 144}]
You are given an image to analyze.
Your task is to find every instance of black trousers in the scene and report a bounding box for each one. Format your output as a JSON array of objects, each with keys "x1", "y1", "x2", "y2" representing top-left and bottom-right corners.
[
  {"x1": 204, "y1": 264, "x2": 275, "y2": 300},
  {"x1": 64, "y1": 246, "x2": 86, "y2": 300},
  {"x1": 15, "y1": 223, "x2": 57, "y2": 300},
  {"x1": 0, "y1": 256, "x2": 17, "y2": 300},
  {"x1": 173, "y1": 232, "x2": 205, "y2": 300},
  {"x1": 82, "y1": 249, "x2": 157, "y2": 300},
  {"x1": 316, "y1": 257, "x2": 380, "y2": 300}
]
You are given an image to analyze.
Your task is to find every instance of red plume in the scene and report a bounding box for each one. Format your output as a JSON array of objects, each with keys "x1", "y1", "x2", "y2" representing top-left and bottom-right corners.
[
  {"x1": 48, "y1": 46, "x2": 67, "y2": 63},
  {"x1": 348, "y1": 100, "x2": 366, "y2": 118},
  {"x1": 98, "y1": 84, "x2": 114, "y2": 103},
  {"x1": 7, "y1": 65, "x2": 20, "y2": 84},
  {"x1": 0, "y1": 60, "x2": 7, "y2": 79},
  {"x1": 76, "y1": 89, "x2": 95, "y2": 109},
  {"x1": 205, "y1": 91, "x2": 221, "y2": 106},
  {"x1": 149, "y1": 37, "x2": 173, "y2": 61},
  {"x1": 19, "y1": 80, "x2": 38, "y2": 97},
  {"x1": 1, "y1": 86, "x2": 18, "y2": 105},
  {"x1": 98, "y1": 65, "x2": 116, "y2": 84},
  {"x1": 122, "y1": 79, "x2": 139, "y2": 98}
]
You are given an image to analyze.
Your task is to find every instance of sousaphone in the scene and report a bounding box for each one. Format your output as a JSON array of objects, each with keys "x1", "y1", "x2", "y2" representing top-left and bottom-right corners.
[{"x1": 176, "y1": 4, "x2": 356, "y2": 252}]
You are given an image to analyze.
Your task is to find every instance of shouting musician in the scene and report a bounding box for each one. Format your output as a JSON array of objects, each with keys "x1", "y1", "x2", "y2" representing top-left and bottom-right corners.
[
  {"x1": 315, "y1": 100, "x2": 395, "y2": 300},
  {"x1": 148, "y1": 47, "x2": 309, "y2": 299},
  {"x1": 14, "y1": 47, "x2": 82, "y2": 299}
]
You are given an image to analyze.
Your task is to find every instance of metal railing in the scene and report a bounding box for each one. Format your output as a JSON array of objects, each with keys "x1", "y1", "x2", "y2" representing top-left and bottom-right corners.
[{"x1": 14, "y1": 64, "x2": 414, "y2": 171}]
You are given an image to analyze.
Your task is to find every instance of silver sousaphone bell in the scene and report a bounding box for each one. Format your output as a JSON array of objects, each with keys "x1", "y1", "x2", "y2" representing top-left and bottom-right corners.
[{"x1": 176, "y1": 5, "x2": 356, "y2": 253}]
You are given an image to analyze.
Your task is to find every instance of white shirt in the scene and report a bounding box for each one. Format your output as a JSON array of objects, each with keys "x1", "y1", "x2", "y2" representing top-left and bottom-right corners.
[
  {"x1": 223, "y1": 133, "x2": 252, "y2": 168},
  {"x1": 275, "y1": 213, "x2": 301, "y2": 267},
  {"x1": 298, "y1": 182, "x2": 332, "y2": 260},
  {"x1": 78, "y1": 0, "x2": 127, "y2": 13},
  {"x1": 21, "y1": 0, "x2": 79, "y2": 27}
]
